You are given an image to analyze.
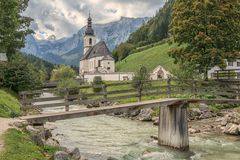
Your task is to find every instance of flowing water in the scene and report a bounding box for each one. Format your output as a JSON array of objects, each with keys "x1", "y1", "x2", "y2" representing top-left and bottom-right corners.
[
  {"x1": 51, "y1": 115, "x2": 240, "y2": 160},
  {"x1": 40, "y1": 93, "x2": 240, "y2": 160}
]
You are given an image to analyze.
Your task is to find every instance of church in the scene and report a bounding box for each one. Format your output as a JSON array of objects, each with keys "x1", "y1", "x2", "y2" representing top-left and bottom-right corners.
[{"x1": 79, "y1": 14, "x2": 115, "y2": 76}]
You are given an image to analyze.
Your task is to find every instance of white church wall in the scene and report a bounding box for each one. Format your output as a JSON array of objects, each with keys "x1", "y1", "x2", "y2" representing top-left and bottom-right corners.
[
  {"x1": 88, "y1": 56, "x2": 104, "y2": 72},
  {"x1": 101, "y1": 60, "x2": 115, "y2": 73},
  {"x1": 84, "y1": 72, "x2": 134, "y2": 82}
]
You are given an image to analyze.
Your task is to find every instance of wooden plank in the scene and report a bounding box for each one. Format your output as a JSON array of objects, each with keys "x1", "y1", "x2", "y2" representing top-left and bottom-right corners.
[{"x1": 21, "y1": 98, "x2": 184, "y2": 124}]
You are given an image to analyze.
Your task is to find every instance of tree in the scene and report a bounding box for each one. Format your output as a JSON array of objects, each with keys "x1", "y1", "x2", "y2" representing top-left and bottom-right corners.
[
  {"x1": 132, "y1": 65, "x2": 150, "y2": 89},
  {"x1": 0, "y1": 0, "x2": 33, "y2": 58},
  {"x1": 170, "y1": 0, "x2": 240, "y2": 79},
  {"x1": 113, "y1": 43, "x2": 135, "y2": 61},
  {"x1": 50, "y1": 65, "x2": 76, "y2": 81},
  {"x1": 2, "y1": 54, "x2": 42, "y2": 92}
]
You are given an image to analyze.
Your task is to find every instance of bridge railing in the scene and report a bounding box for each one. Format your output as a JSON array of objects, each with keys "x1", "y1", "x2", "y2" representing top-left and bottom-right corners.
[{"x1": 19, "y1": 79, "x2": 240, "y2": 111}]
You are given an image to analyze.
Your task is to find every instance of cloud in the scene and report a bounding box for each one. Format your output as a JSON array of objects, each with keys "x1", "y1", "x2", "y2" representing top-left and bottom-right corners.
[{"x1": 24, "y1": 0, "x2": 165, "y2": 39}]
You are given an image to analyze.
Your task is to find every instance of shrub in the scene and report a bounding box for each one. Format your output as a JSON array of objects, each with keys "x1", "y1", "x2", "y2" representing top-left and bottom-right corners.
[
  {"x1": 132, "y1": 65, "x2": 150, "y2": 89},
  {"x1": 51, "y1": 65, "x2": 76, "y2": 81},
  {"x1": 1, "y1": 54, "x2": 42, "y2": 92},
  {"x1": 92, "y1": 76, "x2": 105, "y2": 93}
]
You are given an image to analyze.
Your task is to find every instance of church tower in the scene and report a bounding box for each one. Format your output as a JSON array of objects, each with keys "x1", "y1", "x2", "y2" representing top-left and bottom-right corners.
[{"x1": 84, "y1": 13, "x2": 96, "y2": 54}]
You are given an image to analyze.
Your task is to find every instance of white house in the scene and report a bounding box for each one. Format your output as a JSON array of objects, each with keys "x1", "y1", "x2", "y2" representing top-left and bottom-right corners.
[
  {"x1": 150, "y1": 65, "x2": 172, "y2": 80},
  {"x1": 208, "y1": 60, "x2": 240, "y2": 79}
]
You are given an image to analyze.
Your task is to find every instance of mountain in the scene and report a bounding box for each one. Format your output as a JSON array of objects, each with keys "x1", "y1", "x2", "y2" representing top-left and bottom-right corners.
[{"x1": 22, "y1": 17, "x2": 149, "y2": 66}]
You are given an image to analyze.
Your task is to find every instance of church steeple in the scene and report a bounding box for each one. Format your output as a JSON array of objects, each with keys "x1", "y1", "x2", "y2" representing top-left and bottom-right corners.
[
  {"x1": 83, "y1": 12, "x2": 96, "y2": 55},
  {"x1": 85, "y1": 12, "x2": 94, "y2": 36}
]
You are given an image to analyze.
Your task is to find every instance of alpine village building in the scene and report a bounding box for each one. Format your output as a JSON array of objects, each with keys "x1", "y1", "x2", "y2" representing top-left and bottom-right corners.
[
  {"x1": 79, "y1": 14, "x2": 134, "y2": 82},
  {"x1": 79, "y1": 14, "x2": 115, "y2": 75}
]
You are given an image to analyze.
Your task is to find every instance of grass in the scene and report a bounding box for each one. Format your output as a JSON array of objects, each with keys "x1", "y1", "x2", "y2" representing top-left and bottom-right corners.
[
  {"x1": 116, "y1": 42, "x2": 178, "y2": 73},
  {"x1": 0, "y1": 129, "x2": 59, "y2": 160},
  {"x1": 0, "y1": 89, "x2": 21, "y2": 118}
]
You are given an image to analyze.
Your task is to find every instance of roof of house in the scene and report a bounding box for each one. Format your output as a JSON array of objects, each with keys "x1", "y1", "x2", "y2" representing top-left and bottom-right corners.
[
  {"x1": 81, "y1": 41, "x2": 114, "y2": 61},
  {"x1": 0, "y1": 53, "x2": 8, "y2": 62}
]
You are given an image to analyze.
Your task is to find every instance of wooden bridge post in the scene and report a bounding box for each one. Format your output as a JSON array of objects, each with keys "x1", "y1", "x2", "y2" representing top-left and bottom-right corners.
[
  {"x1": 167, "y1": 78, "x2": 171, "y2": 98},
  {"x1": 64, "y1": 88, "x2": 69, "y2": 112},
  {"x1": 158, "y1": 102, "x2": 189, "y2": 151}
]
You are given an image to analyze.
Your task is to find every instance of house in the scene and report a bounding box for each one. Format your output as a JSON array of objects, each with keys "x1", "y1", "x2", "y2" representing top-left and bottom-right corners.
[
  {"x1": 0, "y1": 53, "x2": 8, "y2": 63},
  {"x1": 208, "y1": 60, "x2": 240, "y2": 79},
  {"x1": 150, "y1": 65, "x2": 172, "y2": 80}
]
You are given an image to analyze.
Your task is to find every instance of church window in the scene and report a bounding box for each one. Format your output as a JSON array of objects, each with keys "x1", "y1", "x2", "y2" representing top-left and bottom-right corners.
[
  {"x1": 107, "y1": 67, "x2": 110, "y2": 70},
  {"x1": 108, "y1": 62, "x2": 110, "y2": 64},
  {"x1": 98, "y1": 60, "x2": 101, "y2": 67},
  {"x1": 89, "y1": 38, "x2": 92, "y2": 45}
]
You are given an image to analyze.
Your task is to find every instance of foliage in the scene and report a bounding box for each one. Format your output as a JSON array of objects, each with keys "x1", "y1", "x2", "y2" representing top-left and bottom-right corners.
[
  {"x1": 92, "y1": 76, "x2": 105, "y2": 93},
  {"x1": 1, "y1": 54, "x2": 42, "y2": 92},
  {"x1": 0, "y1": 0, "x2": 33, "y2": 58},
  {"x1": 0, "y1": 129, "x2": 59, "y2": 160},
  {"x1": 169, "y1": 0, "x2": 240, "y2": 79},
  {"x1": 23, "y1": 54, "x2": 54, "y2": 80},
  {"x1": 132, "y1": 65, "x2": 150, "y2": 89},
  {"x1": 50, "y1": 65, "x2": 76, "y2": 81},
  {"x1": 171, "y1": 62, "x2": 200, "y2": 80},
  {"x1": 116, "y1": 42, "x2": 178, "y2": 73},
  {"x1": 112, "y1": 0, "x2": 174, "y2": 61},
  {"x1": 112, "y1": 43, "x2": 136, "y2": 61},
  {"x1": 0, "y1": 89, "x2": 21, "y2": 118},
  {"x1": 127, "y1": 0, "x2": 174, "y2": 47},
  {"x1": 57, "y1": 78, "x2": 79, "y2": 96}
]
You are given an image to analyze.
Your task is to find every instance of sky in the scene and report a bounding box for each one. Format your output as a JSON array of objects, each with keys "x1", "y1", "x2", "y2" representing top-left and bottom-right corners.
[{"x1": 24, "y1": 0, "x2": 165, "y2": 40}]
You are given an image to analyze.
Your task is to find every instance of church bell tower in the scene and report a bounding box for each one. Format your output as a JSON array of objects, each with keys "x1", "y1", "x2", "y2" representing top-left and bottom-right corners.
[{"x1": 84, "y1": 13, "x2": 96, "y2": 54}]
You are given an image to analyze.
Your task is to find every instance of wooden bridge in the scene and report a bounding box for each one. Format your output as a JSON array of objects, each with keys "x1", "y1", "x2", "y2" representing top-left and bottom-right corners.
[{"x1": 19, "y1": 79, "x2": 240, "y2": 151}]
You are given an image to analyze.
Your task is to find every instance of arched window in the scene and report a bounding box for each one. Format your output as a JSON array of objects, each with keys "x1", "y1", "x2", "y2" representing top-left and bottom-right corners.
[{"x1": 89, "y1": 38, "x2": 92, "y2": 45}]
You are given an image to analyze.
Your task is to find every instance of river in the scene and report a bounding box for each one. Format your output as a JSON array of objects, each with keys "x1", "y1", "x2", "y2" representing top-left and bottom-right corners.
[
  {"x1": 40, "y1": 93, "x2": 240, "y2": 160},
  {"x1": 50, "y1": 115, "x2": 240, "y2": 160}
]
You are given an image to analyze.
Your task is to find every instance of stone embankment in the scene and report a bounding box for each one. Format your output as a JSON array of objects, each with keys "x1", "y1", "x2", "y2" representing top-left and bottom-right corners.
[
  {"x1": 13, "y1": 121, "x2": 87, "y2": 160},
  {"x1": 113, "y1": 103, "x2": 240, "y2": 136}
]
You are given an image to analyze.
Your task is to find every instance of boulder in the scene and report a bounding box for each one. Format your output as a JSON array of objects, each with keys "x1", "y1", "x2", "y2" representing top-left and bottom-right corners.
[
  {"x1": 223, "y1": 123, "x2": 239, "y2": 135},
  {"x1": 224, "y1": 112, "x2": 240, "y2": 125},
  {"x1": 11, "y1": 120, "x2": 29, "y2": 128},
  {"x1": 68, "y1": 147, "x2": 81, "y2": 160},
  {"x1": 199, "y1": 103, "x2": 209, "y2": 112},
  {"x1": 190, "y1": 108, "x2": 201, "y2": 117},
  {"x1": 54, "y1": 151, "x2": 70, "y2": 160},
  {"x1": 45, "y1": 138, "x2": 60, "y2": 147},
  {"x1": 129, "y1": 110, "x2": 140, "y2": 117},
  {"x1": 152, "y1": 117, "x2": 159, "y2": 125},
  {"x1": 199, "y1": 111, "x2": 214, "y2": 119},
  {"x1": 31, "y1": 134, "x2": 44, "y2": 146},
  {"x1": 137, "y1": 108, "x2": 153, "y2": 121},
  {"x1": 189, "y1": 128, "x2": 200, "y2": 134},
  {"x1": 26, "y1": 125, "x2": 40, "y2": 135}
]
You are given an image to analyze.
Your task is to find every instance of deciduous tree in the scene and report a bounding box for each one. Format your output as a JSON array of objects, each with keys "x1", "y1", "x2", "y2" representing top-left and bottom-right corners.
[
  {"x1": 170, "y1": 0, "x2": 240, "y2": 79},
  {"x1": 0, "y1": 0, "x2": 33, "y2": 58}
]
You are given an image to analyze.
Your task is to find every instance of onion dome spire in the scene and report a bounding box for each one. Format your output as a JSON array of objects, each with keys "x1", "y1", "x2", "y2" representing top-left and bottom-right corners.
[{"x1": 85, "y1": 11, "x2": 94, "y2": 36}]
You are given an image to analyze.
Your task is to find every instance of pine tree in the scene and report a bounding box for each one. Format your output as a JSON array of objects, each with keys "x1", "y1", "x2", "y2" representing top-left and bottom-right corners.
[
  {"x1": 170, "y1": 0, "x2": 240, "y2": 79},
  {"x1": 0, "y1": 0, "x2": 33, "y2": 58}
]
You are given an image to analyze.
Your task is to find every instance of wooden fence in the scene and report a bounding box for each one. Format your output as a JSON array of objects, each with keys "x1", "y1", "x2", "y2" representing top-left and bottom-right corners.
[{"x1": 19, "y1": 79, "x2": 240, "y2": 111}]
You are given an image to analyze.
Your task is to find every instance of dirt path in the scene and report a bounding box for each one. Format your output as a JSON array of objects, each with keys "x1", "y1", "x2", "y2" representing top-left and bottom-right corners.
[{"x1": 0, "y1": 118, "x2": 19, "y2": 152}]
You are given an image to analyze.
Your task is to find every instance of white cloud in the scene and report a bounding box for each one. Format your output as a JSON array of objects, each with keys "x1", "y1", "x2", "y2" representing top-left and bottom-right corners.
[{"x1": 24, "y1": 0, "x2": 165, "y2": 40}]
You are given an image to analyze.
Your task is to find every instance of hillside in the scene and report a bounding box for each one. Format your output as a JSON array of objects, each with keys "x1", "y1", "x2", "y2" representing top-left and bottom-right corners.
[
  {"x1": 116, "y1": 42, "x2": 177, "y2": 73},
  {"x1": 113, "y1": 0, "x2": 175, "y2": 61},
  {"x1": 0, "y1": 90, "x2": 20, "y2": 118}
]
